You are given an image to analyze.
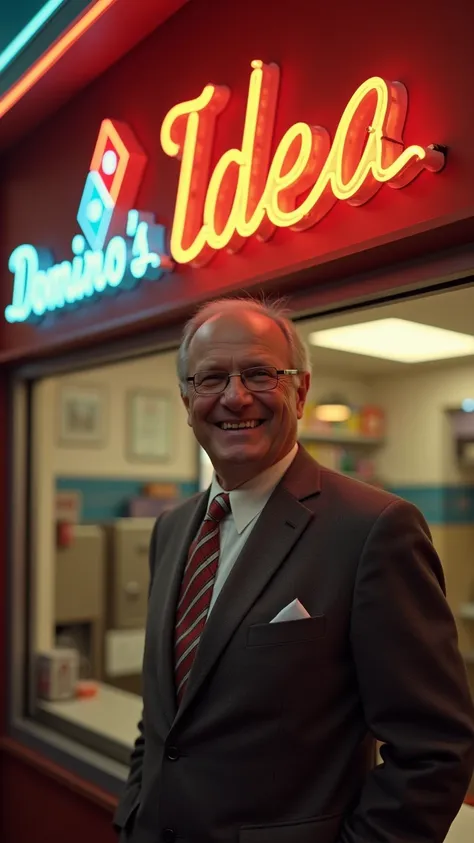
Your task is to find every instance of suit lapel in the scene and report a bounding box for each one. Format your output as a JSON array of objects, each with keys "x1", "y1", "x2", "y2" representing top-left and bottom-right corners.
[
  {"x1": 154, "y1": 491, "x2": 209, "y2": 729},
  {"x1": 175, "y1": 447, "x2": 321, "y2": 722}
]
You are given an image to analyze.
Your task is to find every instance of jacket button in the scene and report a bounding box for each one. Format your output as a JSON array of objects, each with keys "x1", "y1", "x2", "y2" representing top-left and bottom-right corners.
[
  {"x1": 166, "y1": 745, "x2": 180, "y2": 761},
  {"x1": 162, "y1": 829, "x2": 176, "y2": 843}
]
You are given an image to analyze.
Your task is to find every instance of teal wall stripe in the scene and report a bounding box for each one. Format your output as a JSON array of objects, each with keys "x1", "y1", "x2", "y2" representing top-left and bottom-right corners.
[
  {"x1": 56, "y1": 476, "x2": 199, "y2": 522},
  {"x1": 389, "y1": 486, "x2": 474, "y2": 525},
  {"x1": 56, "y1": 477, "x2": 474, "y2": 526}
]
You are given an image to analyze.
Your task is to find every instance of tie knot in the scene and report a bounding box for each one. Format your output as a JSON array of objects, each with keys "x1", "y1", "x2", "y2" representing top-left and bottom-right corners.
[{"x1": 206, "y1": 493, "x2": 231, "y2": 523}]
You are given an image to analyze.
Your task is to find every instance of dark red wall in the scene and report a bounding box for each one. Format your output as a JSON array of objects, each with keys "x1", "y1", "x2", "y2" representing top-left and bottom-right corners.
[
  {"x1": 0, "y1": 750, "x2": 116, "y2": 843},
  {"x1": 1, "y1": 0, "x2": 474, "y2": 363}
]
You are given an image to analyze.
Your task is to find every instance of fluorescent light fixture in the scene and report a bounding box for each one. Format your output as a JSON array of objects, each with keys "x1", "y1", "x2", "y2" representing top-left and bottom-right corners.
[
  {"x1": 309, "y1": 319, "x2": 474, "y2": 363},
  {"x1": 0, "y1": 0, "x2": 66, "y2": 74}
]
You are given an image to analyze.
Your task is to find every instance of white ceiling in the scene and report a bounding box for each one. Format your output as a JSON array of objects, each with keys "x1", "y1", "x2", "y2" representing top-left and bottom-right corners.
[{"x1": 296, "y1": 285, "x2": 474, "y2": 376}]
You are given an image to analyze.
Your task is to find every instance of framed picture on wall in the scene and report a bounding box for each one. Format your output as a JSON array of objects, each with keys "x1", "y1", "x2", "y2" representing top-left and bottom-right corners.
[
  {"x1": 58, "y1": 384, "x2": 106, "y2": 447},
  {"x1": 127, "y1": 390, "x2": 172, "y2": 462}
]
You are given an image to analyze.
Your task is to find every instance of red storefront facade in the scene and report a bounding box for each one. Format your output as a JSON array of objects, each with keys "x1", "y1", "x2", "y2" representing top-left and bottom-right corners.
[{"x1": 1, "y1": 1, "x2": 474, "y2": 840}]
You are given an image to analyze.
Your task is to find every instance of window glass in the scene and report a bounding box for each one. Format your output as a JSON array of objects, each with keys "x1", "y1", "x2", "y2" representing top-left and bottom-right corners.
[
  {"x1": 297, "y1": 287, "x2": 474, "y2": 721},
  {"x1": 30, "y1": 349, "x2": 199, "y2": 759},
  {"x1": 25, "y1": 286, "x2": 474, "y2": 771}
]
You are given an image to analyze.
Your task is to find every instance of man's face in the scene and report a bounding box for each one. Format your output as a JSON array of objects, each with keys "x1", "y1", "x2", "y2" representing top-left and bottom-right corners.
[{"x1": 182, "y1": 309, "x2": 310, "y2": 488}]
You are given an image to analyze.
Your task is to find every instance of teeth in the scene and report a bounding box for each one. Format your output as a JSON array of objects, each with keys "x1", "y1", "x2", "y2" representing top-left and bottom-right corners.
[{"x1": 220, "y1": 421, "x2": 261, "y2": 430}]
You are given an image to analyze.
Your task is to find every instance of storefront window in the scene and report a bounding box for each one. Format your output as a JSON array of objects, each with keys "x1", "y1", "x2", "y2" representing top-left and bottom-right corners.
[
  {"x1": 23, "y1": 286, "x2": 474, "y2": 767},
  {"x1": 29, "y1": 348, "x2": 199, "y2": 762},
  {"x1": 296, "y1": 287, "x2": 474, "y2": 712}
]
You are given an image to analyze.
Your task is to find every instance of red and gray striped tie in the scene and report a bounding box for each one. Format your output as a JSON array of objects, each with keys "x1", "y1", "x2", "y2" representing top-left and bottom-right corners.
[{"x1": 174, "y1": 493, "x2": 231, "y2": 704}]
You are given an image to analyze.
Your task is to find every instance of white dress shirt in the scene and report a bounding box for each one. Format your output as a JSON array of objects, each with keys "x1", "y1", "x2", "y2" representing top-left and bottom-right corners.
[{"x1": 206, "y1": 444, "x2": 298, "y2": 612}]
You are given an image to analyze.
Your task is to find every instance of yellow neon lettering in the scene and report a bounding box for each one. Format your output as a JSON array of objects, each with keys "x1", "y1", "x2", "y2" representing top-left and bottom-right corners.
[
  {"x1": 160, "y1": 84, "x2": 230, "y2": 266},
  {"x1": 161, "y1": 64, "x2": 445, "y2": 266},
  {"x1": 203, "y1": 61, "x2": 280, "y2": 252},
  {"x1": 264, "y1": 123, "x2": 332, "y2": 231}
]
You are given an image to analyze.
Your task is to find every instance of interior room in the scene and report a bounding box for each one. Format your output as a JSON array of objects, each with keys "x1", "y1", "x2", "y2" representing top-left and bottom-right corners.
[{"x1": 30, "y1": 285, "x2": 474, "y2": 770}]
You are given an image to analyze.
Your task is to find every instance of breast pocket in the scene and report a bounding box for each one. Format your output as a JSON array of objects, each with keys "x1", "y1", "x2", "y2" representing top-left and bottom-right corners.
[
  {"x1": 240, "y1": 812, "x2": 343, "y2": 843},
  {"x1": 246, "y1": 615, "x2": 326, "y2": 648}
]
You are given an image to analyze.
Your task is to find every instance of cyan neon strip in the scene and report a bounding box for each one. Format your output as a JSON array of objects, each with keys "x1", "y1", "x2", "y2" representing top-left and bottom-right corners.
[{"x1": 0, "y1": 0, "x2": 67, "y2": 74}]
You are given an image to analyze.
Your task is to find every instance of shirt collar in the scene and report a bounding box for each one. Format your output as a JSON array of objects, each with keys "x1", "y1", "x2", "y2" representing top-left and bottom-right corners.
[{"x1": 208, "y1": 444, "x2": 298, "y2": 535}]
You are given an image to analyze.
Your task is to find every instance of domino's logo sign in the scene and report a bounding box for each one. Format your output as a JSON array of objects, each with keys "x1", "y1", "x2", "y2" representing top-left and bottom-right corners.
[
  {"x1": 5, "y1": 119, "x2": 173, "y2": 325},
  {"x1": 78, "y1": 119, "x2": 147, "y2": 249}
]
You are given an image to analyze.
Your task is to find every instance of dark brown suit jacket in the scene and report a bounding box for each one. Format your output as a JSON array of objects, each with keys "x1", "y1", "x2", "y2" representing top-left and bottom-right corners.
[{"x1": 114, "y1": 446, "x2": 474, "y2": 843}]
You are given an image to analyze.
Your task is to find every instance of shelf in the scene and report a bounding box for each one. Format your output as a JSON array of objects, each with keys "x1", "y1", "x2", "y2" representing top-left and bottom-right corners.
[
  {"x1": 459, "y1": 604, "x2": 474, "y2": 621},
  {"x1": 299, "y1": 432, "x2": 384, "y2": 447}
]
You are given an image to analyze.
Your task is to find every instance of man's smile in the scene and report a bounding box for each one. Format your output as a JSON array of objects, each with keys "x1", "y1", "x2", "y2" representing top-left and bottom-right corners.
[{"x1": 215, "y1": 419, "x2": 266, "y2": 430}]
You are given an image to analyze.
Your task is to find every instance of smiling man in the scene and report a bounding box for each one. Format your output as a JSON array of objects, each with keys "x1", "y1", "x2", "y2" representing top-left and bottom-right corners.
[
  {"x1": 115, "y1": 297, "x2": 474, "y2": 843},
  {"x1": 181, "y1": 303, "x2": 310, "y2": 490}
]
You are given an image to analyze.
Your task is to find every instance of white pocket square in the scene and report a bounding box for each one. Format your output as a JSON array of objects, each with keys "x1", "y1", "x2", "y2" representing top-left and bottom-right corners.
[{"x1": 270, "y1": 598, "x2": 310, "y2": 623}]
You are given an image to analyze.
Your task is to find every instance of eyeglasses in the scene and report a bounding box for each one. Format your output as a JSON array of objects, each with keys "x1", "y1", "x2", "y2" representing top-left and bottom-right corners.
[{"x1": 187, "y1": 366, "x2": 302, "y2": 395}]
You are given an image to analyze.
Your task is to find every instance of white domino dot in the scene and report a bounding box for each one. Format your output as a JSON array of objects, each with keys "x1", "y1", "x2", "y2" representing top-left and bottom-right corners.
[
  {"x1": 102, "y1": 150, "x2": 118, "y2": 175},
  {"x1": 86, "y1": 199, "x2": 103, "y2": 223}
]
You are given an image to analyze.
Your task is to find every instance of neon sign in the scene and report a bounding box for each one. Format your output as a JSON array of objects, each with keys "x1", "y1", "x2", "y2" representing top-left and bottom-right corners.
[
  {"x1": 5, "y1": 63, "x2": 446, "y2": 325},
  {"x1": 161, "y1": 61, "x2": 446, "y2": 267},
  {"x1": 5, "y1": 119, "x2": 172, "y2": 324}
]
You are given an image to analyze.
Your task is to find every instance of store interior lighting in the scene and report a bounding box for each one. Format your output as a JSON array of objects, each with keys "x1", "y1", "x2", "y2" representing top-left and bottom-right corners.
[
  {"x1": 313, "y1": 398, "x2": 352, "y2": 422},
  {"x1": 309, "y1": 319, "x2": 474, "y2": 363}
]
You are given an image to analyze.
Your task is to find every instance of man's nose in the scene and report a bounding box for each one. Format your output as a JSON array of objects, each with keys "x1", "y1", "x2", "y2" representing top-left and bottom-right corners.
[{"x1": 220, "y1": 374, "x2": 253, "y2": 407}]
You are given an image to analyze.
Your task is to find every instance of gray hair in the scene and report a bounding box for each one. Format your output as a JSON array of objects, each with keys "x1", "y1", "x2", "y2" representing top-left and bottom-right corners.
[{"x1": 177, "y1": 296, "x2": 311, "y2": 393}]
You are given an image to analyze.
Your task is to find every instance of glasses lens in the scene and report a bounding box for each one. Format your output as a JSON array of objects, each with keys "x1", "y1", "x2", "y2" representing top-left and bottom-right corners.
[
  {"x1": 242, "y1": 366, "x2": 278, "y2": 392},
  {"x1": 194, "y1": 372, "x2": 229, "y2": 394}
]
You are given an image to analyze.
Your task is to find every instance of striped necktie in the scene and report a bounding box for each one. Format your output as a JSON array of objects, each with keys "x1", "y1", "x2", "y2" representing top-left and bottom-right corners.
[{"x1": 174, "y1": 493, "x2": 231, "y2": 704}]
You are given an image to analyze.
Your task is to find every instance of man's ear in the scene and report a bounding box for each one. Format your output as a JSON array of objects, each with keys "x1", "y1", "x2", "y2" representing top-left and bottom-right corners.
[
  {"x1": 181, "y1": 390, "x2": 192, "y2": 427},
  {"x1": 296, "y1": 372, "x2": 311, "y2": 420}
]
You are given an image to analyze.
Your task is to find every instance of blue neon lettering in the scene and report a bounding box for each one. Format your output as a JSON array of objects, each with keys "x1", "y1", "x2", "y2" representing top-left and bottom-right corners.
[
  {"x1": 47, "y1": 261, "x2": 71, "y2": 307},
  {"x1": 130, "y1": 221, "x2": 161, "y2": 279},
  {"x1": 70, "y1": 255, "x2": 85, "y2": 300},
  {"x1": 82, "y1": 250, "x2": 104, "y2": 296},
  {"x1": 5, "y1": 211, "x2": 172, "y2": 324},
  {"x1": 126, "y1": 210, "x2": 140, "y2": 238},
  {"x1": 5, "y1": 245, "x2": 32, "y2": 322},
  {"x1": 31, "y1": 269, "x2": 49, "y2": 318},
  {"x1": 90, "y1": 250, "x2": 107, "y2": 293},
  {"x1": 104, "y1": 236, "x2": 127, "y2": 287},
  {"x1": 5, "y1": 244, "x2": 41, "y2": 323}
]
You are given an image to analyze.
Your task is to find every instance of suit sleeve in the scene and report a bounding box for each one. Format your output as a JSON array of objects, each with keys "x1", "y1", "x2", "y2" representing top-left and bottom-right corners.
[
  {"x1": 340, "y1": 499, "x2": 474, "y2": 843},
  {"x1": 113, "y1": 517, "x2": 160, "y2": 832}
]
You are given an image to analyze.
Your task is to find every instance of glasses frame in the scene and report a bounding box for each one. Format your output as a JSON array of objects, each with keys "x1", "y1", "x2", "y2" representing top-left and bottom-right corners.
[{"x1": 187, "y1": 366, "x2": 302, "y2": 395}]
